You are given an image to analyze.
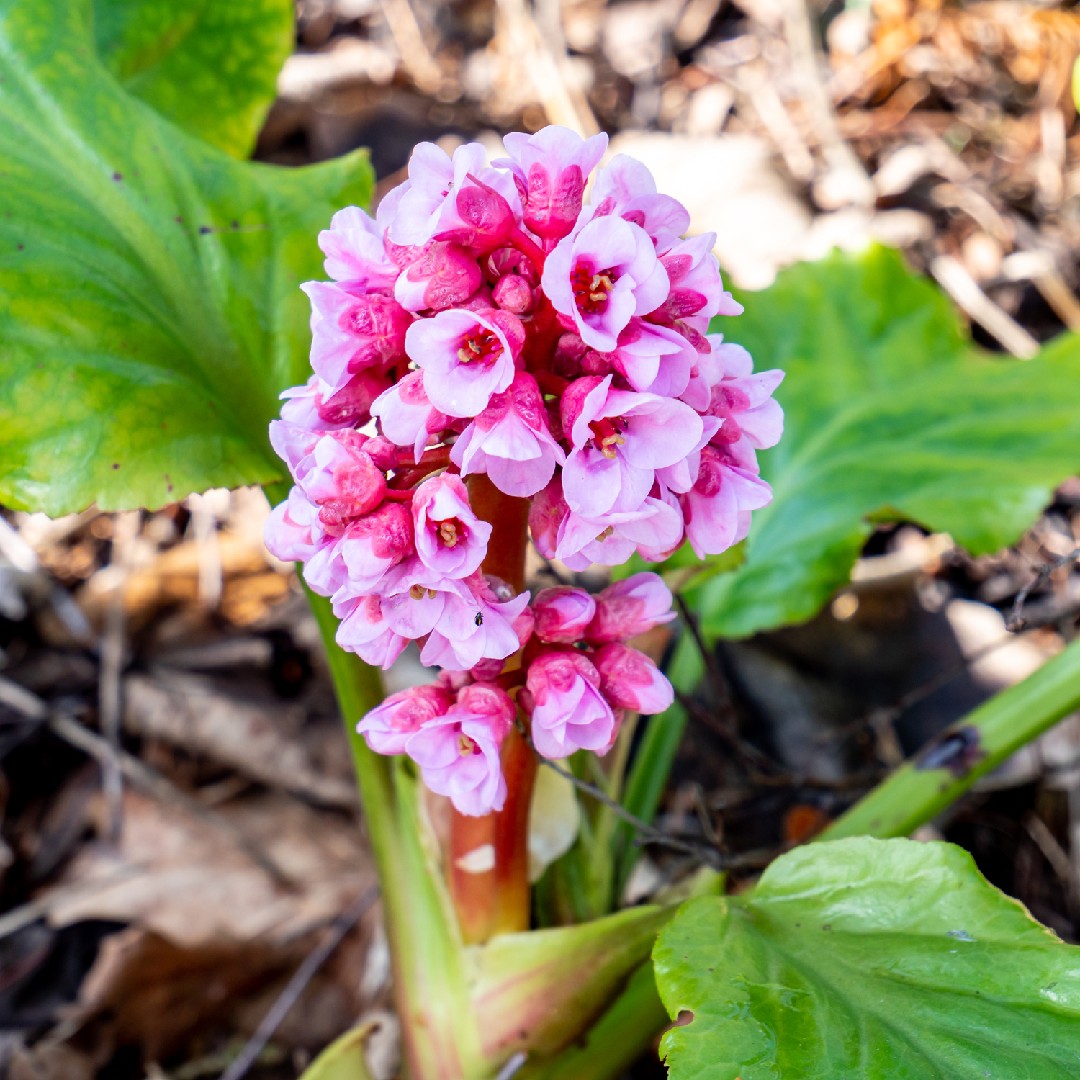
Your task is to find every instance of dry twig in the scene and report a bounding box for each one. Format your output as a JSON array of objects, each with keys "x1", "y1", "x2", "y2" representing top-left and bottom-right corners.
[{"x1": 216, "y1": 887, "x2": 380, "y2": 1080}]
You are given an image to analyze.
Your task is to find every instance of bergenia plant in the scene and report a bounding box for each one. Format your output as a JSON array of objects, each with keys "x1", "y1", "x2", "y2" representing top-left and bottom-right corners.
[
  {"x1": 264, "y1": 126, "x2": 781, "y2": 939},
  {"x1": 9, "y1": 4, "x2": 1080, "y2": 1071}
]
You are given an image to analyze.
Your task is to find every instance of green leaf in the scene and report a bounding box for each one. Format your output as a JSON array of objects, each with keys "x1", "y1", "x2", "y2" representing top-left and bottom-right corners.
[
  {"x1": 699, "y1": 245, "x2": 1080, "y2": 637},
  {"x1": 0, "y1": 0, "x2": 373, "y2": 516},
  {"x1": 93, "y1": 0, "x2": 294, "y2": 157},
  {"x1": 296, "y1": 1022, "x2": 377, "y2": 1080},
  {"x1": 655, "y1": 837, "x2": 1080, "y2": 1080}
]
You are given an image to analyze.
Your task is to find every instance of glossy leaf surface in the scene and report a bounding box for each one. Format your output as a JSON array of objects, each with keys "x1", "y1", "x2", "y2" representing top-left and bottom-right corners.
[
  {"x1": 655, "y1": 837, "x2": 1080, "y2": 1079},
  {"x1": 0, "y1": 0, "x2": 373, "y2": 515},
  {"x1": 93, "y1": 0, "x2": 293, "y2": 156},
  {"x1": 697, "y1": 246, "x2": 1080, "y2": 637}
]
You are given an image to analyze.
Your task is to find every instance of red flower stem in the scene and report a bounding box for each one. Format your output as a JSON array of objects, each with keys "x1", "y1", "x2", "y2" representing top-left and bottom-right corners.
[
  {"x1": 387, "y1": 448, "x2": 458, "y2": 492},
  {"x1": 398, "y1": 444, "x2": 452, "y2": 470},
  {"x1": 508, "y1": 227, "x2": 547, "y2": 278},
  {"x1": 449, "y1": 474, "x2": 535, "y2": 943}
]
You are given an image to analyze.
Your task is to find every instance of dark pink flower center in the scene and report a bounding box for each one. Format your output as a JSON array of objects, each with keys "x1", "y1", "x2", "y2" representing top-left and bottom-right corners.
[
  {"x1": 457, "y1": 326, "x2": 502, "y2": 365},
  {"x1": 588, "y1": 417, "x2": 626, "y2": 459},
  {"x1": 571, "y1": 262, "x2": 617, "y2": 315}
]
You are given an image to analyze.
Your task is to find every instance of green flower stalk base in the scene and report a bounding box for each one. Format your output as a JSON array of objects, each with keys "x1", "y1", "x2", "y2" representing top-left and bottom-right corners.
[{"x1": 306, "y1": 584, "x2": 680, "y2": 1080}]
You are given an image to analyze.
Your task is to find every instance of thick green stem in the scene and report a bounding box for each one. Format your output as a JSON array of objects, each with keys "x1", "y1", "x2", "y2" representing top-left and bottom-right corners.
[
  {"x1": 305, "y1": 589, "x2": 486, "y2": 1077},
  {"x1": 823, "y1": 635, "x2": 1080, "y2": 841}
]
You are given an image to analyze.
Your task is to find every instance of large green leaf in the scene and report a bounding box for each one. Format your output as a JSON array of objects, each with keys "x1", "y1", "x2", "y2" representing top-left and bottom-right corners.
[
  {"x1": 0, "y1": 0, "x2": 373, "y2": 516},
  {"x1": 654, "y1": 837, "x2": 1080, "y2": 1079},
  {"x1": 93, "y1": 0, "x2": 294, "y2": 157},
  {"x1": 697, "y1": 246, "x2": 1080, "y2": 637}
]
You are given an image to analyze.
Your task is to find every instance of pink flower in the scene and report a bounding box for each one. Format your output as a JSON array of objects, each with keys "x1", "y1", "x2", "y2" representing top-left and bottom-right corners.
[
  {"x1": 526, "y1": 651, "x2": 616, "y2": 760},
  {"x1": 542, "y1": 216, "x2": 669, "y2": 352},
  {"x1": 587, "y1": 572, "x2": 675, "y2": 644},
  {"x1": 497, "y1": 126, "x2": 608, "y2": 240},
  {"x1": 489, "y1": 248, "x2": 539, "y2": 315},
  {"x1": 295, "y1": 432, "x2": 388, "y2": 534},
  {"x1": 371, "y1": 370, "x2": 450, "y2": 462},
  {"x1": 420, "y1": 576, "x2": 530, "y2": 671},
  {"x1": 334, "y1": 594, "x2": 408, "y2": 669},
  {"x1": 405, "y1": 308, "x2": 522, "y2": 418},
  {"x1": 438, "y1": 175, "x2": 519, "y2": 251},
  {"x1": 681, "y1": 445, "x2": 772, "y2": 558},
  {"x1": 556, "y1": 495, "x2": 684, "y2": 570},
  {"x1": 450, "y1": 373, "x2": 565, "y2": 497},
  {"x1": 388, "y1": 142, "x2": 520, "y2": 249},
  {"x1": 318, "y1": 205, "x2": 399, "y2": 289},
  {"x1": 533, "y1": 586, "x2": 596, "y2": 644},
  {"x1": 562, "y1": 376, "x2": 703, "y2": 517},
  {"x1": 264, "y1": 487, "x2": 322, "y2": 565},
  {"x1": 530, "y1": 479, "x2": 683, "y2": 570},
  {"x1": 357, "y1": 684, "x2": 454, "y2": 755},
  {"x1": 405, "y1": 683, "x2": 515, "y2": 815},
  {"x1": 339, "y1": 501, "x2": 415, "y2": 592},
  {"x1": 280, "y1": 371, "x2": 391, "y2": 431},
  {"x1": 394, "y1": 241, "x2": 483, "y2": 312},
  {"x1": 587, "y1": 155, "x2": 690, "y2": 251},
  {"x1": 702, "y1": 341, "x2": 785, "y2": 452},
  {"x1": 609, "y1": 320, "x2": 695, "y2": 398},
  {"x1": 380, "y1": 560, "x2": 468, "y2": 640},
  {"x1": 492, "y1": 272, "x2": 534, "y2": 314},
  {"x1": 412, "y1": 473, "x2": 491, "y2": 579},
  {"x1": 653, "y1": 234, "x2": 725, "y2": 322},
  {"x1": 592, "y1": 643, "x2": 673, "y2": 714},
  {"x1": 302, "y1": 281, "x2": 411, "y2": 387}
]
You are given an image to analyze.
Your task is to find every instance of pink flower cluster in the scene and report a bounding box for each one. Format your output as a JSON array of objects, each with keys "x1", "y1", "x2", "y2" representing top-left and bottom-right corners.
[
  {"x1": 265, "y1": 126, "x2": 783, "y2": 815},
  {"x1": 355, "y1": 574, "x2": 675, "y2": 814}
]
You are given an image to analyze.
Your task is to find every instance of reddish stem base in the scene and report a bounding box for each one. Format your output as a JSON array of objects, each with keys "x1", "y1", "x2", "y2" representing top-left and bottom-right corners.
[{"x1": 450, "y1": 476, "x2": 536, "y2": 943}]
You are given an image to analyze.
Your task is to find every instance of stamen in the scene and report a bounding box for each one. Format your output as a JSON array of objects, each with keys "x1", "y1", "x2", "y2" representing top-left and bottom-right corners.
[
  {"x1": 571, "y1": 263, "x2": 618, "y2": 315},
  {"x1": 599, "y1": 433, "x2": 624, "y2": 459},
  {"x1": 589, "y1": 273, "x2": 615, "y2": 303},
  {"x1": 457, "y1": 732, "x2": 477, "y2": 756},
  {"x1": 456, "y1": 327, "x2": 500, "y2": 364},
  {"x1": 589, "y1": 418, "x2": 627, "y2": 459},
  {"x1": 438, "y1": 520, "x2": 460, "y2": 547}
]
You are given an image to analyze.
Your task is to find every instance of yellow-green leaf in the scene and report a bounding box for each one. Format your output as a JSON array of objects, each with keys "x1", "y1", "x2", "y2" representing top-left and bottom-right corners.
[{"x1": 0, "y1": 0, "x2": 373, "y2": 515}]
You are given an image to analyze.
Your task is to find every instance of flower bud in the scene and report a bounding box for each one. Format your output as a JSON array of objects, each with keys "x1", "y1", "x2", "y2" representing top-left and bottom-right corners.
[
  {"x1": 587, "y1": 572, "x2": 676, "y2": 644},
  {"x1": 492, "y1": 273, "x2": 534, "y2": 314},
  {"x1": 533, "y1": 586, "x2": 596, "y2": 644},
  {"x1": 526, "y1": 651, "x2": 615, "y2": 760},
  {"x1": 592, "y1": 642, "x2": 673, "y2": 714}
]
